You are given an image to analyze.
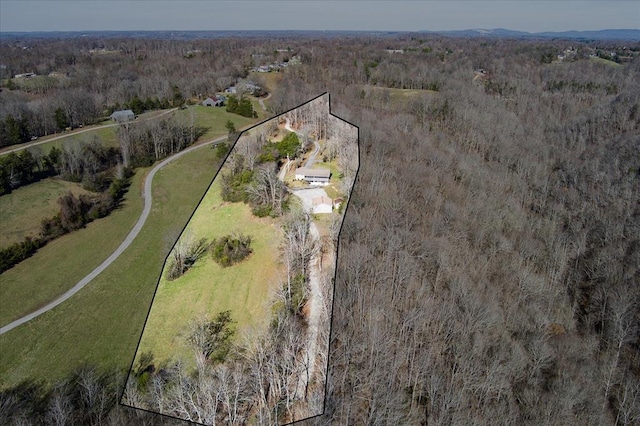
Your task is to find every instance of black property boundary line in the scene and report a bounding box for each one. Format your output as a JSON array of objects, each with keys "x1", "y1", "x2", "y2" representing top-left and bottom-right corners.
[{"x1": 119, "y1": 92, "x2": 361, "y2": 426}]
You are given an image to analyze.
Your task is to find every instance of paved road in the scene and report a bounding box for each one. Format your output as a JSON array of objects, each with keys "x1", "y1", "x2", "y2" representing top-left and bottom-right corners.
[
  {"x1": 0, "y1": 108, "x2": 179, "y2": 156},
  {"x1": 0, "y1": 97, "x2": 275, "y2": 334},
  {"x1": 0, "y1": 133, "x2": 226, "y2": 335}
]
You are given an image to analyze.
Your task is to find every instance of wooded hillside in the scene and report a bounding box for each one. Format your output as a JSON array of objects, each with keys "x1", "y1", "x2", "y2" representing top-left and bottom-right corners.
[{"x1": 1, "y1": 34, "x2": 638, "y2": 425}]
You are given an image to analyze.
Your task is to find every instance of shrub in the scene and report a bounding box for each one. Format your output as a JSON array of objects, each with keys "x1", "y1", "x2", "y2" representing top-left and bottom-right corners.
[
  {"x1": 0, "y1": 237, "x2": 43, "y2": 273},
  {"x1": 210, "y1": 234, "x2": 252, "y2": 267},
  {"x1": 166, "y1": 237, "x2": 210, "y2": 280},
  {"x1": 220, "y1": 168, "x2": 253, "y2": 203}
]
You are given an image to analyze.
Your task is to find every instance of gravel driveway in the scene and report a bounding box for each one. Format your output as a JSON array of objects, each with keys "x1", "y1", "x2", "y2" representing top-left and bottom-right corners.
[{"x1": 291, "y1": 187, "x2": 329, "y2": 213}]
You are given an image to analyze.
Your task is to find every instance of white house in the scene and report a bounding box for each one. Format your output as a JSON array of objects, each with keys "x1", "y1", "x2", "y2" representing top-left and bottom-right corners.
[
  {"x1": 312, "y1": 196, "x2": 333, "y2": 214},
  {"x1": 15, "y1": 72, "x2": 36, "y2": 79},
  {"x1": 294, "y1": 167, "x2": 331, "y2": 185},
  {"x1": 202, "y1": 96, "x2": 225, "y2": 107}
]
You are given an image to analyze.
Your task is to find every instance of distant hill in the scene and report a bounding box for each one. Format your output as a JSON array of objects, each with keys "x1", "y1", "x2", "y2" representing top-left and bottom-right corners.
[
  {"x1": 0, "y1": 28, "x2": 638, "y2": 41},
  {"x1": 424, "y1": 28, "x2": 640, "y2": 41}
]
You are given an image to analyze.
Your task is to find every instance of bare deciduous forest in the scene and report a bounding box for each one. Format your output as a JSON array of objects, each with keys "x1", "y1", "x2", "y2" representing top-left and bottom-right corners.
[{"x1": 1, "y1": 34, "x2": 639, "y2": 425}]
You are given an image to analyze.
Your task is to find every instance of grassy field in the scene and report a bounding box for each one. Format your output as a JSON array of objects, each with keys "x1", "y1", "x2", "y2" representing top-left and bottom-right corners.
[
  {"x1": 176, "y1": 101, "x2": 270, "y2": 142},
  {"x1": 589, "y1": 56, "x2": 624, "y2": 67},
  {"x1": 0, "y1": 146, "x2": 223, "y2": 387},
  {"x1": 136, "y1": 180, "x2": 283, "y2": 366},
  {"x1": 0, "y1": 178, "x2": 93, "y2": 247},
  {"x1": 249, "y1": 71, "x2": 284, "y2": 94},
  {"x1": 0, "y1": 94, "x2": 273, "y2": 387},
  {"x1": 0, "y1": 170, "x2": 144, "y2": 326}
]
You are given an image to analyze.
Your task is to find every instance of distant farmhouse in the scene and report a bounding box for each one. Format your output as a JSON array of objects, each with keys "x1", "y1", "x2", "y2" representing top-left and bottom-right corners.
[
  {"x1": 295, "y1": 167, "x2": 331, "y2": 186},
  {"x1": 225, "y1": 80, "x2": 266, "y2": 97},
  {"x1": 15, "y1": 72, "x2": 36, "y2": 78},
  {"x1": 110, "y1": 109, "x2": 135, "y2": 122},
  {"x1": 202, "y1": 95, "x2": 226, "y2": 107}
]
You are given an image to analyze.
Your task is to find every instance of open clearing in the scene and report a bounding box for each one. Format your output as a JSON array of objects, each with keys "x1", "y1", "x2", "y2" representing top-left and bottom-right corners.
[
  {"x1": 589, "y1": 56, "x2": 624, "y2": 67},
  {"x1": 0, "y1": 146, "x2": 223, "y2": 387},
  {"x1": 175, "y1": 101, "x2": 270, "y2": 142},
  {"x1": 0, "y1": 178, "x2": 92, "y2": 247},
  {"x1": 250, "y1": 71, "x2": 284, "y2": 93},
  {"x1": 136, "y1": 180, "x2": 282, "y2": 366},
  {"x1": 0, "y1": 171, "x2": 144, "y2": 326}
]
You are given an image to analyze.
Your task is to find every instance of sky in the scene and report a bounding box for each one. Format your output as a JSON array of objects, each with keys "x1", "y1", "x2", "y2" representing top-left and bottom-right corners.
[{"x1": 0, "y1": 1, "x2": 638, "y2": 33}]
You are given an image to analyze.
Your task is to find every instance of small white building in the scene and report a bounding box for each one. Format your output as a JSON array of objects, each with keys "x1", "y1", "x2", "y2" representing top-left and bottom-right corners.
[
  {"x1": 312, "y1": 196, "x2": 333, "y2": 214},
  {"x1": 295, "y1": 167, "x2": 331, "y2": 185},
  {"x1": 202, "y1": 96, "x2": 224, "y2": 107},
  {"x1": 15, "y1": 72, "x2": 36, "y2": 79}
]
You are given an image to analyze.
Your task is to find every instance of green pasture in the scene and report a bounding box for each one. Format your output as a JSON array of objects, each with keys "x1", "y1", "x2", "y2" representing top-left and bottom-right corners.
[
  {"x1": 136, "y1": 179, "x2": 283, "y2": 367},
  {"x1": 0, "y1": 178, "x2": 92, "y2": 248},
  {"x1": 176, "y1": 102, "x2": 269, "y2": 142},
  {"x1": 0, "y1": 146, "x2": 222, "y2": 387}
]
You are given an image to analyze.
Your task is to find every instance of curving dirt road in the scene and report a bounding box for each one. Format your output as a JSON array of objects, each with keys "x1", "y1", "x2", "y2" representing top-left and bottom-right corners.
[
  {"x1": 284, "y1": 117, "x2": 320, "y2": 168},
  {"x1": 258, "y1": 92, "x2": 272, "y2": 111},
  {"x1": 301, "y1": 222, "x2": 324, "y2": 392},
  {"x1": 0, "y1": 133, "x2": 226, "y2": 335}
]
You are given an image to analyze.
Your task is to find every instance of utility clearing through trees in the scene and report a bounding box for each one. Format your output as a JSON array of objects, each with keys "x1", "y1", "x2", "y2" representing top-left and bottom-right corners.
[{"x1": 122, "y1": 93, "x2": 358, "y2": 425}]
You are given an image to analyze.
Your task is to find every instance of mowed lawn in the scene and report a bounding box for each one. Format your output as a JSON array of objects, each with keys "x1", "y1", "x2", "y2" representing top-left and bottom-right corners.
[
  {"x1": 0, "y1": 171, "x2": 144, "y2": 326},
  {"x1": 137, "y1": 180, "x2": 283, "y2": 366},
  {"x1": 0, "y1": 146, "x2": 223, "y2": 387},
  {"x1": 0, "y1": 178, "x2": 93, "y2": 247},
  {"x1": 175, "y1": 103, "x2": 269, "y2": 142}
]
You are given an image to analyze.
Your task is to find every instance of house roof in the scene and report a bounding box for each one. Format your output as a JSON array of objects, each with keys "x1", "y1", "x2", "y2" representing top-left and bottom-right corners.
[
  {"x1": 312, "y1": 196, "x2": 333, "y2": 206},
  {"x1": 295, "y1": 167, "x2": 331, "y2": 178},
  {"x1": 110, "y1": 109, "x2": 134, "y2": 119}
]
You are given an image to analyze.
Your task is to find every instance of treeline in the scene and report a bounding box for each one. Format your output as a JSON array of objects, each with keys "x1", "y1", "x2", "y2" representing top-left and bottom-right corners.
[
  {"x1": 107, "y1": 94, "x2": 173, "y2": 116},
  {"x1": 0, "y1": 88, "x2": 99, "y2": 146},
  {"x1": 0, "y1": 138, "x2": 119, "y2": 195},
  {"x1": 225, "y1": 94, "x2": 258, "y2": 118},
  {"x1": 0, "y1": 149, "x2": 56, "y2": 195},
  {"x1": 219, "y1": 127, "x2": 300, "y2": 217},
  {"x1": 0, "y1": 36, "x2": 262, "y2": 147},
  {"x1": 1, "y1": 117, "x2": 205, "y2": 273},
  {"x1": 0, "y1": 366, "x2": 185, "y2": 425},
  {"x1": 0, "y1": 172, "x2": 131, "y2": 273},
  {"x1": 116, "y1": 116, "x2": 205, "y2": 167}
]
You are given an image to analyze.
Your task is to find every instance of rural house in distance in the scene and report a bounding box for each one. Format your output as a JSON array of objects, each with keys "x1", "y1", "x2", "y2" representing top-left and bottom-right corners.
[{"x1": 109, "y1": 109, "x2": 135, "y2": 122}]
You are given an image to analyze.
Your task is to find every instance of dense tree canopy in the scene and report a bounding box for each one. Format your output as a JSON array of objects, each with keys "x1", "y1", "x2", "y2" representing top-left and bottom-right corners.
[{"x1": 1, "y1": 33, "x2": 639, "y2": 425}]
